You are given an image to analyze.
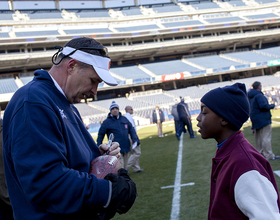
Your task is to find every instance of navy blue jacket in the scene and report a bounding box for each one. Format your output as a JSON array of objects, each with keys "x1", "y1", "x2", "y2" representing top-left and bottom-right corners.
[
  {"x1": 248, "y1": 88, "x2": 275, "y2": 130},
  {"x1": 152, "y1": 109, "x2": 165, "y2": 123},
  {"x1": 97, "y1": 113, "x2": 139, "y2": 154},
  {"x1": 3, "y1": 70, "x2": 110, "y2": 219},
  {"x1": 171, "y1": 104, "x2": 179, "y2": 121},
  {"x1": 177, "y1": 101, "x2": 191, "y2": 119}
]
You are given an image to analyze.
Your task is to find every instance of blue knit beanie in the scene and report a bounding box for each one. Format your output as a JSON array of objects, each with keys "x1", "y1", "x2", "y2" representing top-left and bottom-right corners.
[
  {"x1": 201, "y1": 83, "x2": 250, "y2": 130},
  {"x1": 109, "y1": 101, "x2": 119, "y2": 111}
]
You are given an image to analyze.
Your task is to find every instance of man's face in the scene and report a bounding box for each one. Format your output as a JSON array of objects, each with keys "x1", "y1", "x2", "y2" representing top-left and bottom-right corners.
[
  {"x1": 65, "y1": 62, "x2": 102, "y2": 104},
  {"x1": 196, "y1": 102, "x2": 224, "y2": 140},
  {"x1": 111, "y1": 107, "x2": 119, "y2": 117},
  {"x1": 156, "y1": 106, "x2": 159, "y2": 111},
  {"x1": 126, "y1": 106, "x2": 133, "y2": 115}
]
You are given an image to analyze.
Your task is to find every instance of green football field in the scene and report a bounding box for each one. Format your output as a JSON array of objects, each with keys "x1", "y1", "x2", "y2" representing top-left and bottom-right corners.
[{"x1": 93, "y1": 109, "x2": 280, "y2": 220}]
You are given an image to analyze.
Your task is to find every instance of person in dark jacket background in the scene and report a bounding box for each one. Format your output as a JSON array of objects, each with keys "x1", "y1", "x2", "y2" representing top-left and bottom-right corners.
[
  {"x1": 248, "y1": 81, "x2": 279, "y2": 160},
  {"x1": 171, "y1": 100, "x2": 186, "y2": 139},
  {"x1": 177, "y1": 97, "x2": 195, "y2": 140},
  {"x1": 97, "y1": 101, "x2": 139, "y2": 169},
  {"x1": 152, "y1": 106, "x2": 165, "y2": 137}
]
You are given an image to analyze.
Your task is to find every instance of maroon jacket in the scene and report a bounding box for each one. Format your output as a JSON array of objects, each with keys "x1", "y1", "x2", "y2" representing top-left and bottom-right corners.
[{"x1": 208, "y1": 130, "x2": 280, "y2": 219}]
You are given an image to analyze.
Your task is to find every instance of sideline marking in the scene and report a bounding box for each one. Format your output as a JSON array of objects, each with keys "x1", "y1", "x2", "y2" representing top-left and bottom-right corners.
[
  {"x1": 161, "y1": 182, "x2": 195, "y2": 189},
  {"x1": 170, "y1": 133, "x2": 185, "y2": 220}
]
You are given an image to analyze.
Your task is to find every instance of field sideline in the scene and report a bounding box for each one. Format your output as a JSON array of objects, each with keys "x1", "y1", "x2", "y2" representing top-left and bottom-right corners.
[{"x1": 93, "y1": 109, "x2": 280, "y2": 220}]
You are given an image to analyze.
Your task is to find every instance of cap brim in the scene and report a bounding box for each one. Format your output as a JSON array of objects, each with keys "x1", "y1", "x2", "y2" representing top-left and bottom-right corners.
[{"x1": 94, "y1": 66, "x2": 118, "y2": 86}]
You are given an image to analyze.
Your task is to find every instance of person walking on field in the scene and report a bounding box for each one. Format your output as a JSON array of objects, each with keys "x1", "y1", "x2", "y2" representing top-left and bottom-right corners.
[
  {"x1": 124, "y1": 106, "x2": 143, "y2": 174},
  {"x1": 248, "y1": 81, "x2": 280, "y2": 161},
  {"x1": 177, "y1": 97, "x2": 195, "y2": 139}
]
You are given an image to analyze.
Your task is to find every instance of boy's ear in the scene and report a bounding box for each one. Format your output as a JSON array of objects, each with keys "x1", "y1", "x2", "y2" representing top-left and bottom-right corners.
[{"x1": 221, "y1": 119, "x2": 228, "y2": 126}]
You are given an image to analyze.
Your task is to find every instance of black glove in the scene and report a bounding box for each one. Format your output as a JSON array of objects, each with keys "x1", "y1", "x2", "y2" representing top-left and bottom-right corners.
[
  {"x1": 102, "y1": 169, "x2": 137, "y2": 219},
  {"x1": 137, "y1": 140, "x2": 141, "y2": 146}
]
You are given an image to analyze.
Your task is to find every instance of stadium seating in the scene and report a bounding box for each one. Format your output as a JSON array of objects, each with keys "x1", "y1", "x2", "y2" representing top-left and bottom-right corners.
[
  {"x1": 141, "y1": 60, "x2": 202, "y2": 75},
  {"x1": 13, "y1": 1, "x2": 56, "y2": 10},
  {"x1": 0, "y1": 11, "x2": 14, "y2": 20},
  {"x1": 191, "y1": 2, "x2": 221, "y2": 10},
  {"x1": 20, "y1": 76, "x2": 33, "y2": 85},
  {"x1": 222, "y1": 51, "x2": 272, "y2": 63},
  {"x1": 73, "y1": 103, "x2": 106, "y2": 116},
  {"x1": 254, "y1": 0, "x2": 278, "y2": 4},
  {"x1": 132, "y1": 93, "x2": 175, "y2": 105},
  {"x1": 0, "y1": 33, "x2": 9, "y2": 38},
  {"x1": 59, "y1": 1, "x2": 103, "y2": 10},
  {"x1": 244, "y1": 13, "x2": 279, "y2": 20},
  {"x1": 110, "y1": 65, "x2": 151, "y2": 80},
  {"x1": 162, "y1": 20, "x2": 203, "y2": 28},
  {"x1": 74, "y1": 9, "x2": 110, "y2": 18},
  {"x1": 0, "y1": 78, "x2": 19, "y2": 94},
  {"x1": 121, "y1": 8, "x2": 143, "y2": 16},
  {"x1": 114, "y1": 24, "x2": 160, "y2": 32},
  {"x1": 15, "y1": 30, "x2": 60, "y2": 37},
  {"x1": 21, "y1": 10, "x2": 63, "y2": 19},
  {"x1": 227, "y1": 0, "x2": 247, "y2": 7},
  {"x1": 152, "y1": 4, "x2": 183, "y2": 13},
  {"x1": 204, "y1": 16, "x2": 244, "y2": 23},
  {"x1": 185, "y1": 55, "x2": 243, "y2": 71},
  {"x1": 63, "y1": 28, "x2": 112, "y2": 35},
  {"x1": 255, "y1": 46, "x2": 280, "y2": 58}
]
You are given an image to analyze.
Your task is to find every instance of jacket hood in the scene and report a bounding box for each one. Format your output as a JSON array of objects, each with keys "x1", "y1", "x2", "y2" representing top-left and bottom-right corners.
[{"x1": 248, "y1": 88, "x2": 261, "y2": 99}]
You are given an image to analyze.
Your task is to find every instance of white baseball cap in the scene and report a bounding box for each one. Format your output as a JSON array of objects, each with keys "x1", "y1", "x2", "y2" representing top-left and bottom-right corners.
[{"x1": 61, "y1": 46, "x2": 118, "y2": 86}]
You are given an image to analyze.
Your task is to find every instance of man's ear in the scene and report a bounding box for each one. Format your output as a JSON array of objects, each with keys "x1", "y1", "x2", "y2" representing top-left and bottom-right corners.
[{"x1": 66, "y1": 59, "x2": 78, "y2": 74}]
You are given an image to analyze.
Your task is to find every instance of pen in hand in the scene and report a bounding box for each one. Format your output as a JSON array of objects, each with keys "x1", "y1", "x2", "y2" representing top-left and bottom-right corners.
[{"x1": 106, "y1": 133, "x2": 114, "y2": 155}]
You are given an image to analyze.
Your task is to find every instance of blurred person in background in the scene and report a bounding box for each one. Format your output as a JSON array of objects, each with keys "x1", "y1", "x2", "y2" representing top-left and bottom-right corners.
[
  {"x1": 152, "y1": 105, "x2": 165, "y2": 137},
  {"x1": 177, "y1": 97, "x2": 195, "y2": 139},
  {"x1": 248, "y1": 81, "x2": 279, "y2": 161},
  {"x1": 124, "y1": 106, "x2": 143, "y2": 174},
  {"x1": 171, "y1": 99, "x2": 186, "y2": 140},
  {"x1": 97, "y1": 101, "x2": 139, "y2": 170}
]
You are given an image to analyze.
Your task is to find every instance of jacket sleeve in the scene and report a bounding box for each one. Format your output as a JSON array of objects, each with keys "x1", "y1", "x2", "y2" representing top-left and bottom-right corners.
[
  {"x1": 257, "y1": 94, "x2": 275, "y2": 111},
  {"x1": 8, "y1": 103, "x2": 110, "y2": 214},
  {"x1": 235, "y1": 170, "x2": 280, "y2": 219}
]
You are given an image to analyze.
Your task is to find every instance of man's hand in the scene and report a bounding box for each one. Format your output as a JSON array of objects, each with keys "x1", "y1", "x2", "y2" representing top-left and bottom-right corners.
[
  {"x1": 102, "y1": 169, "x2": 137, "y2": 219},
  {"x1": 99, "y1": 142, "x2": 121, "y2": 158}
]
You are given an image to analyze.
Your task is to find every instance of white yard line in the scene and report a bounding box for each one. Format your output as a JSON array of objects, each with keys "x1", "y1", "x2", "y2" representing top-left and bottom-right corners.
[{"x1": 170, "y1": 134, "x2": 184, "y2": 220}]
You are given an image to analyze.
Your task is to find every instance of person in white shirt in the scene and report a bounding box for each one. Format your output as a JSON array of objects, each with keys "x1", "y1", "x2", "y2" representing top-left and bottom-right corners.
[{"x1": 124, "y1": 106, "x2": 143, "y2": 174}]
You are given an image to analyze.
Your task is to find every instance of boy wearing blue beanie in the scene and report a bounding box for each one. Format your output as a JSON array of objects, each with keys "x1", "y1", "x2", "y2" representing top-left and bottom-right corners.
[{"x1": 197, "y1": 83, "x2": 280, "y2": 219}]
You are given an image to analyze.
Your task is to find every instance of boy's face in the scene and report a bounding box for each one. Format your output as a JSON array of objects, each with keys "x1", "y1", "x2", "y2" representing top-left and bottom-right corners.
[{"x1": 196, "y1": 102, "x2": 224, "y2": 140}]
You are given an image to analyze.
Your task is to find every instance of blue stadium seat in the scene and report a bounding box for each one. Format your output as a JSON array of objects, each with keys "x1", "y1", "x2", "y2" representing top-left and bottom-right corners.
[
  {"x1": 15, "y1": 30, "x2": 60, "y2": 37},
  {"x1": 110, "y1": 65, "x2": 151, "y2": 80},
  {"x1": 0, "y1": 32, "x2": 9, "y2": 38},
  {"x1": 205, "y1": 16, "x2": 244, "y2": 23},
  {"x1": 0, "y1": 78, "x2": 19, "y2": 94},
  {"x1": 141, "y1": 60, "x2": 201, "y2": 75},
  {"x1": 64, "y1": 28, "x2": 111, "y2": 35},
  {"x1": 162, "y1": 20, "x2": 203, "y2": 28},
  {"x1": 244, "y1": 13, "x2": 278, "y2": 20},
  {"x1": 114, "y1": 24, "x2": 159, "y2": 32}
]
